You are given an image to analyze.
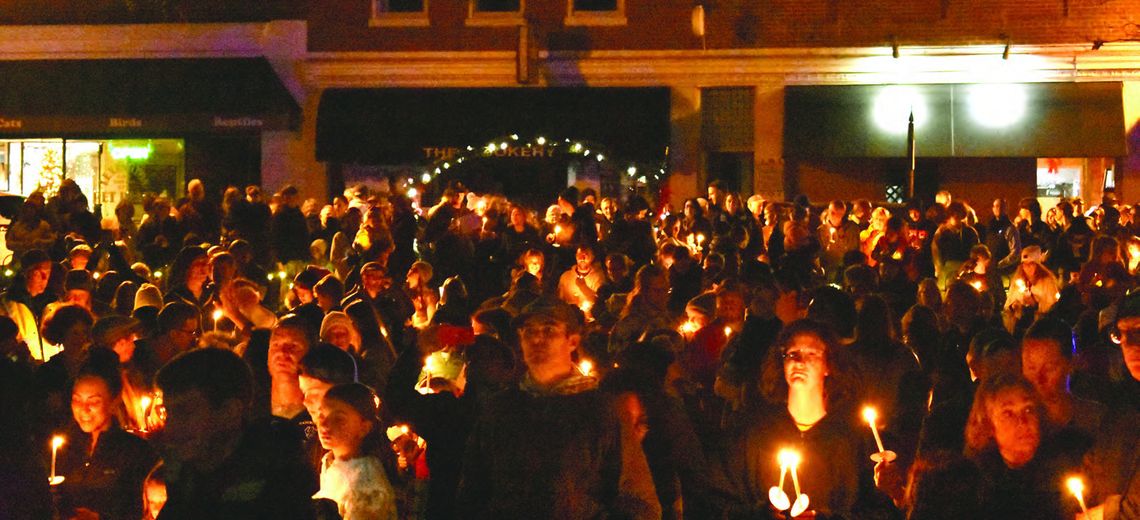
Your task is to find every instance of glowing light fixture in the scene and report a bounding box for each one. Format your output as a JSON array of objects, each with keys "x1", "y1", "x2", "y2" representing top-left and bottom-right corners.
[
  {"x1": 873, "y1": 86, "x2": 927, "y2": 134},
  {"x1": 967, "y1": 83, "x2": 1027, "y2": 128}
]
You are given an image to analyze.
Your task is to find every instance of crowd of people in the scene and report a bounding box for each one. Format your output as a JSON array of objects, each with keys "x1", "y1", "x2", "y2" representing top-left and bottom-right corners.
[{"x1": 3, "y1": 174, "x2": 1140, "y2": 520}]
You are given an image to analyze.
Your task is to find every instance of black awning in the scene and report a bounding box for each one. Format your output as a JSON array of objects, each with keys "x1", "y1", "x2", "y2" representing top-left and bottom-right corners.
[
  {"x1": 316, "y1": 87, "x2": 671, "y2": 164},
  {"x1": 784, "y1": 82, "x2": 1126, "y2": 158},
  {"x1": 0, "y1": 58, "x2": 299, "y2": 135}
]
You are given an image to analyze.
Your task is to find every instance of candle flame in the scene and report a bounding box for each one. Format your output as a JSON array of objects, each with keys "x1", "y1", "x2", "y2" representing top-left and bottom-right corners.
[
  {"x1": 862, "y1": 406, "x2": 878, "y2": 424},
  {"x1": 579, "y1": 301, "x2": 592, "y2": 313},
  {"x1": 212, "y1": 309, "x2": 224, "y2": 321},
  {"x1": 141, "y1": 396, "x2": 152, "y2": 410},
  {"x1": 579, "y1": 359, "x2": 594, "y2": 376},
  {"x1": 679, "y1": 321, "x2": 697, "y2": 334},
  {"x1": 554, "y1": 225, "x2": 562, "y2": 235},
  {"x1": 51, "y1": 435, "x2": 65, "y2": 449},
  {"x1": 1066, "y1": 476, "x2": 1085, "y2": 498},
  {"x1": 1015, "y1": 279, "x2": 1027, "y2": 291},
  {"x1": 777, "y1": 448, "x2": 801, "y2": 468},
  {"x1": 970, "y1": 280, "x2": 983, "y2": 291},
  {"x1": 724, "y1": 326, "x2": 732, "y2": 338}
]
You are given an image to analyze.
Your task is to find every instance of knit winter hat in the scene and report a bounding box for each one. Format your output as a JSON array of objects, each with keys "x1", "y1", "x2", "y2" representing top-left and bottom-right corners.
[{"x1": 134, "y1": 283, "x2": 163, "y2": 311}]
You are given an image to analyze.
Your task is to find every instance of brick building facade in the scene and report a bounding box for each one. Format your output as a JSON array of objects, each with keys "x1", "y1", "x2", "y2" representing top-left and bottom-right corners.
[{"x1": 0, "y1": 2, "x2": 1139, "y2": 210}]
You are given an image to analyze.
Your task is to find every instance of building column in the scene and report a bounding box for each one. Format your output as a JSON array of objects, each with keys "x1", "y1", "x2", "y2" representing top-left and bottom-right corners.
[
  {"x1": 667, "y1": 86, "x2": 701, "y2": 211},
  {"x1": 754, "y1": 83, "x2": 785, "y2": 201},
  {"x1": 1122, "y1": 81, "x2": 1140, "y2": 204},
  {"x1": 261, "y1": 86, "x2": 327, "y2": 200}
]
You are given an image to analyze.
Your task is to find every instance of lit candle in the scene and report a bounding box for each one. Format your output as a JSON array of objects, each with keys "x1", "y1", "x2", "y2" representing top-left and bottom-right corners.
[
  {"x1": 829, "y1": 226, "x2": 836, "y2": 243},
  {"x1": 92, "y1": 271, "x2": 100, "y2": 280},
  {"x1": 578, "y1": 359, "x2": 594, "y2": 377},
  {"x1": 769, "y1": 449, "x2": 802, "y2": 512},
  {"x1": 579, "y1": 301, "x2": 592, "y2": 313},
  {"x1": 212, "y1": 308, "x2": 224, "y2": 332},
  {"x1": 1066, "y1": 476, "x2": 1089, "y2": 517},
  {"x1": 1015, "y1": 278, "x2": 1027, "y2": 291},
  {"x1": 863, "y1": 407, "x2": 886, "y2": 453},
  {"x1": 724, "y1": 326, "x2": 732, "y2": 339},
  {"x1": 49, "y1": 435, "x2": 65, "y2": 485},
  {"x1": 153, "y1": 270, "x2": 163, "y2": 280},
  {"x1": 970, "y1": 280, "x2": 984, "y2": 292},
  {"x1": 863, "y1": 406, "x2": 897, "y2": 462},
  {"x1": 678, "y1": 321, "x2": 697, "y2": 336},
  {"x1": 140, "y1": 395, "x2": 153, "y2": 432}
]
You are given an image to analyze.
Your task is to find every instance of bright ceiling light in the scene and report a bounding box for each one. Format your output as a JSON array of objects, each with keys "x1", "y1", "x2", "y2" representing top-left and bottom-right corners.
[
  {"x1": 872, "y1": 85, "x2": 928, "y2": 134},
  {"x1": 967, "y1": 83, "x2": 1027, "y2": 128}
]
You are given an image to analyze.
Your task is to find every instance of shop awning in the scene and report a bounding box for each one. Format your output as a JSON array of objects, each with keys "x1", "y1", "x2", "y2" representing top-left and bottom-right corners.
[
  {"x1": 0, "y1": 58, "x2": 299, "y2": 135},
  {"x1": 316, "y1": 87, "x2": 671, "y2": 164},
  {"x1": 784, "y1": 82, "x2": 1127, "y2": 158}
]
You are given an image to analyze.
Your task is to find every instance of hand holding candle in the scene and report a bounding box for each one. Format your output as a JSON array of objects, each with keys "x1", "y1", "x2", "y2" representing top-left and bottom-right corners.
[
  {"x1": 49, "y1": 435, "x2": 65, "y2": 485},
  {"x1": 862, "y1": 406, "x2": 897, "y2": 463},
  {"x1": 769, "y1": 449, "x2": 810, "y2": 516},
  {"x1": 1066, "y1": 476, "x2": 1089, "y2": 517}
]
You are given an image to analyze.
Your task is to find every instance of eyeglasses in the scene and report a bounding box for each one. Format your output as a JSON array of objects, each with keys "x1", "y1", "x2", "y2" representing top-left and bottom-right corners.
[
  {"x1": 1111, "y1": 327, "x2": 1140, "y2": 348},
  {"x1": 782, "y1": 349, "x2": 824, "y2": 364}
]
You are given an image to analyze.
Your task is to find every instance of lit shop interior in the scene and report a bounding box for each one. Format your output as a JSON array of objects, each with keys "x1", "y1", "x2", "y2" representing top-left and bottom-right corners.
[{"x1": 0, "y1": 139, "x2": 183, "y2": 218}]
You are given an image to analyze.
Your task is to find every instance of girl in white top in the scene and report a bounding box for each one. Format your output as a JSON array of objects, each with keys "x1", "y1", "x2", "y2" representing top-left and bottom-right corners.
[{"x1": 313, "y1": 383, "x2": 398, "y2": 520}]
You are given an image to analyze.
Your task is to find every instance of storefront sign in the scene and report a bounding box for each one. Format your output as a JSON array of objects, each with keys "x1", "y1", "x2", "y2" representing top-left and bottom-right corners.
[
  {"x1": 109, "y1": 118, "x2": 144, "y2": 128},
  {"x1": 0, "y1": 113, "x2": 290, "y2": 134},
  {"x1": 213, "y1": 116, "x2": 265, "y2": 128},
  {"x1": 422, "y1": 145, "x2": 556, "y2": 160}
]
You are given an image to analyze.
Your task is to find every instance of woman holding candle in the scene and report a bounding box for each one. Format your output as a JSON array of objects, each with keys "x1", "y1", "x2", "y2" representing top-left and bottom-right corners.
[
  {"x1": 1003, "y1": 246, "x2": 1060, "y2": 332},
  {"x1": 56, "y1": 350, "x2": 157, "y2": 520},
  {"x1": 953, "y1": 373, "x2": 1083, "y2": 519},
  {"x1": 724, "y1": 319, "x2": 894, "y2": 518}
]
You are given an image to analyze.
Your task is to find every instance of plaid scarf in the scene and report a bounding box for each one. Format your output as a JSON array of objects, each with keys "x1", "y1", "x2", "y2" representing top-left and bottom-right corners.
[{"x1": 520, "y1": 372, "x2": 599, "y2": 396}]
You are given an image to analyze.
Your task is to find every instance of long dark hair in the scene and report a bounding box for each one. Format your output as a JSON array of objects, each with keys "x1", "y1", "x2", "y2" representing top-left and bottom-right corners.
[{"x1": 760, "y1": 319, "x2": 854, "y2": 410}]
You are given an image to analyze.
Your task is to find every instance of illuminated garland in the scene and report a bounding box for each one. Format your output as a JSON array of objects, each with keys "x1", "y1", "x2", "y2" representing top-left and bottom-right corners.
[{"x1": 409, "y1": 134, "x2": 668, "y2": 188}]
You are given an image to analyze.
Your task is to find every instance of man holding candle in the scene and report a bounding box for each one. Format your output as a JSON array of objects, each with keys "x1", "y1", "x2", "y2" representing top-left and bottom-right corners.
[
  {"x1": 817, "y1": 200, "x2": 861, "y2": 284},
  {"x1": 458, "y1": 298, "x2": 659, "y2": 519}
]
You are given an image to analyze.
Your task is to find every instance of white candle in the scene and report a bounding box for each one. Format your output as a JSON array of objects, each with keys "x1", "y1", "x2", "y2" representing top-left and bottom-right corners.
[
  {"x1": 1066, "y1": 476, "x2": 1089, "y2": 517},
  {"x1": 49, "y1": 435, "x2": 65, "y2": 484},
  {"x1": 863, "y1": 407, "x2": 886, "y2": 453}
]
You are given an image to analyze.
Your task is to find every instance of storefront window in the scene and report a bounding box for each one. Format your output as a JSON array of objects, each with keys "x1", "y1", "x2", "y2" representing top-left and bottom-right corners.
[{"x1": 0, "y1": 138, "x2": 184, "y2": 218}]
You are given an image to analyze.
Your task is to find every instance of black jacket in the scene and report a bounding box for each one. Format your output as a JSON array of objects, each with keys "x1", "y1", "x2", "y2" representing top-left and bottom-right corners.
[
  {"x1": 158, "y1": 418, "x2": 317, "y2": 520},
  {"x1": 458, "y1": 384, "x2": 625, "y2": 519},
  {"x1": 56, "y1": 424, "x2": 158, "y2": 520}
]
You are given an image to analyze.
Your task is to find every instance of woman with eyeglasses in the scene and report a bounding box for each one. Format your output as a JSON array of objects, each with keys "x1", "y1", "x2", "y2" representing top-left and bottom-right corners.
[{"x1": 724, "y1": 319, "x2": 895, "y2": 518}]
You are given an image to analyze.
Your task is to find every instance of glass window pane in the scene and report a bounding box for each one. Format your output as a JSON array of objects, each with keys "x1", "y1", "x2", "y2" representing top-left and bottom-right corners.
[
  {"x1": 476, "y1": 0, "x2": 520, "y2": 12},
  {"x1": 64, "y1": 141, "x2": 102, "y2": 212},
  {"x1": 573, "y1": 0, "x2": 617, "y2": 11},
  {"x1": 382, "y1": 0, "x2": 425, "y2": 13}
]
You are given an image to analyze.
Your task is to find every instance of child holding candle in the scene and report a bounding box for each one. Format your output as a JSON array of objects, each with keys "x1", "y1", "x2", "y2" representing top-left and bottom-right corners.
[{"x1": 313, "y1": 383, "x2": 398, "y2": 520}]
